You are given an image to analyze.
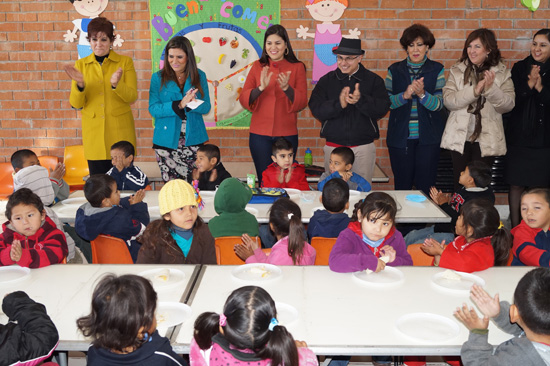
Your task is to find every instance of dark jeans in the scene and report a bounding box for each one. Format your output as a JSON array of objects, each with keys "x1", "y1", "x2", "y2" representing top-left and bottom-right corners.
[
  {"x1": 249, "y1": 133, "x2": 298, "y2": 185},
  {"x1": 87, "y1": 160, "x2": 112, "y2": 176},
  {"x1": 450, "y1": 142, "x2": 494, "y2": 191},
  {"x1": 388, "y1": 139, "x2": 440, "y2": 195}
]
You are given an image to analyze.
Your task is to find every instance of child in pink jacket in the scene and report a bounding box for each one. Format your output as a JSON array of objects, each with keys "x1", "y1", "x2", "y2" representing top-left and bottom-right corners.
[{"x1": 234, "y1": 198, "x2": 316, "y2": 265}]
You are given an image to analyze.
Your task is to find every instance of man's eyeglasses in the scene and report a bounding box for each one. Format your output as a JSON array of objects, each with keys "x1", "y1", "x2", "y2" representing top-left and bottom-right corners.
[{"x1": 336, "y1": 55, "x2": 360, "y2": 63}]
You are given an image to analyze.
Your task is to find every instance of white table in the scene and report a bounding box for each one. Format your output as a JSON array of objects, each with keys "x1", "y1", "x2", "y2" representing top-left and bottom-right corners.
[
  {"x1": 0, "y1": 264, "x2": 200, "y2": 351},
  {"x1": 173, "y1": 265, "x2": 533, "y2": 355},
  {"x1": 47, "y1": 190, "x2": 450, "y2": 225}
]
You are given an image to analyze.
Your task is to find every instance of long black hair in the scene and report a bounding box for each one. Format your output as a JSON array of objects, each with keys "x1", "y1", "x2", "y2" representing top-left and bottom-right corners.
[
  {"x1": 459, "y1": 199, "x2": 511, "y2": 266},
  {"x1": 269, "y1": 198, "x2": 306, "y2": 265},
  {"x1": 258, "y1": 24, "x2": 303, "y2": 67},
  {"x1": 194, "y1": 286, "x2": 299, "y2": 366}
]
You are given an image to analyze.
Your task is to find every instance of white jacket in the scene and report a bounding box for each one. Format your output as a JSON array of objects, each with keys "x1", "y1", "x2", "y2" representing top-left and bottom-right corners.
[{"x1": 441, "y1": 61, "x2": 515, "y2": 156}]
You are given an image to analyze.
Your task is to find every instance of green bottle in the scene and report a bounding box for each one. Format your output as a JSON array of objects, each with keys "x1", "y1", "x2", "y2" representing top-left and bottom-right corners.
[{"x1": 304, "y1": 148, "x2": 312, "y2": 167}]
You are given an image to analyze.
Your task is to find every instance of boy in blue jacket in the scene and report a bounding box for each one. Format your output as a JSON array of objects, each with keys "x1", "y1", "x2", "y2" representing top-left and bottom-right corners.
[
  {"x1": 317, "y1": 147, "x2": 371, "y2": 192},
  {"x1": 106, "y1": 141, "x2": 149, "y2": 191},
  {"x1": 75, "y1": 174, "x2": 149, "y2": 262},
  {"x1": 308, "y1": 178, "x2": 350, "y2": 241}
]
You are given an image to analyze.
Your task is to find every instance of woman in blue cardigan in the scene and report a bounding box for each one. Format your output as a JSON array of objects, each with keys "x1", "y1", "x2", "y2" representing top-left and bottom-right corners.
[
  {"x1": 149, "y1": 36, "x2": 211, "y2": 182},
  {"x1": 385, "y1": 24, "x2": 446, "y2": 195}
]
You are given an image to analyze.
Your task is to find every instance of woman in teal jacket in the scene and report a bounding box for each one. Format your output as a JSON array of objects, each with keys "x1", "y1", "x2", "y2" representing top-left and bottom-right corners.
[{"x1": 149, "y1": 36, "x2": 211, "y2": 182}]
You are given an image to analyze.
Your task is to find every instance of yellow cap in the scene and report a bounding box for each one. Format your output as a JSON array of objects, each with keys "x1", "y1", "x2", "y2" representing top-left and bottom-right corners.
[{"x1": 159, "y1": 179, "x2": 197, "y2": 216}]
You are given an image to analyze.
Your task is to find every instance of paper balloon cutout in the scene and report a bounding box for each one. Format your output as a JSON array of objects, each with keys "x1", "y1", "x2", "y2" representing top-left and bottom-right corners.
[{"x1": 521, "y1": 0, "x2": 539, "y2": 11}]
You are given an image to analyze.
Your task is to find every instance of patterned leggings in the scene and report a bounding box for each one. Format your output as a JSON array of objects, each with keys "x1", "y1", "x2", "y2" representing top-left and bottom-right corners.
[{"x1": 154, "y1": 129, "x2": 201, "y2": 183}]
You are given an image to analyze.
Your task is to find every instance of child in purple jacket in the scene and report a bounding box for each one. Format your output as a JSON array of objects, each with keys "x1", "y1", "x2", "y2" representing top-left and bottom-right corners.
[{"x1": 329, "y1": 192, "x2": 412, "y2": 273}]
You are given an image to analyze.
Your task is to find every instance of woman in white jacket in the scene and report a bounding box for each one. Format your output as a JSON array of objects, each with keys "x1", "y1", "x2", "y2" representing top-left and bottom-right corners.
[{"x1": 442, "y1": 28, "x2": 515, "y2": 190}]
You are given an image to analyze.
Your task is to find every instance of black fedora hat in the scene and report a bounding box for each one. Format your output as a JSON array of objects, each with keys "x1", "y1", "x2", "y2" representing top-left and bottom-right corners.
[{"x1": 332, "y1": 38, "x2": 365, "y2": 55}]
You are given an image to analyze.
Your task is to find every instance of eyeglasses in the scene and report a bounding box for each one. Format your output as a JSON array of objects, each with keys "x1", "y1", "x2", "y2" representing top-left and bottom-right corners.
[{"x1": 336, "y1": 55, "x2": 360, "y2": 63}]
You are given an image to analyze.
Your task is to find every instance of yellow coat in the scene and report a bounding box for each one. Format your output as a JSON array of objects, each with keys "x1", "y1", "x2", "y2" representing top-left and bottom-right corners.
[{"x1": 69, "y1": 51, "x2": 138, "y2": 160}]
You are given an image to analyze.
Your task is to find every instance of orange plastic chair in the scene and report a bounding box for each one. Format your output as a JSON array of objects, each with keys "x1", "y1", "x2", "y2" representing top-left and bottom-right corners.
[
  {"x1": 406, "y1": 243, "x2": 434, "y2": 266},
  {"x1": 38, "y1": 155, "x2": 59, "y2": 173},
  {"x1": 215, "y1": 236, "x2": 262, "y2": 265},
  {"x1": 0, "y1": 162, "x2": 14, "y2": 200},
  {"x1": 310, "y1": 237, "x2": 337, "y2": 265},
  {"x1": 63, "y1": 145, "x2": 89, "y2": 190},
  {"x1": 91, "y1": 234, "x2": 133, "y2": 264}
]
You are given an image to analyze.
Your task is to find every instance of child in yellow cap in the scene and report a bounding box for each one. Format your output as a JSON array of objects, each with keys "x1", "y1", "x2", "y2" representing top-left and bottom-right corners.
[{"x1": 136, "y1": 179, "x2": 216, "y2": 264}]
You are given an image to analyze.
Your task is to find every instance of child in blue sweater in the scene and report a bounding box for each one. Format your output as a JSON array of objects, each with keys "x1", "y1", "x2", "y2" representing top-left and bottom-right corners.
[
  {"x1": 308, "y1": 178, "x2": 350, "y2": 241},
  {"x1": 75, "y1": 174, "x2": 149, "y2": 262},
  {"x1": 317, "y1": 147, "x2": 371, "y2": 192},
  {"x1": 106, "y1": 141, "x2": 149, "y2": 191}
]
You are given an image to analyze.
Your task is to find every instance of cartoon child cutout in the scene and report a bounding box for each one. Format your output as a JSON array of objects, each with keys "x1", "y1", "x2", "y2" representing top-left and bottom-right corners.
[
  {"x1": 63, "y1": 0, "x2": 124, "y2": 59},
  {"x1": 297, "y1": 0, "x2": 360, "y2": 83}
]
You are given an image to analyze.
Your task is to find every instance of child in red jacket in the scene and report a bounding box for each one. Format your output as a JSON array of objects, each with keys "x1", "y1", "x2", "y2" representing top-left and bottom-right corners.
[
  {"x1": 422, "y1": 199, "x2": 511, "y2": 272},
  {"x1": 0, "y1": 188, "x2": 67, "y2": 268},
  {"x1": 261, "y1": 137, "x2": 309, "y2": 190}
]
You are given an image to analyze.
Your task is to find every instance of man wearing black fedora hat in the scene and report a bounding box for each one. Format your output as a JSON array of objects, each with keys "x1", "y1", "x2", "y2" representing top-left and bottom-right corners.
[{"x1": 309, "y1": 37, "x2": 390, "y2": 183}]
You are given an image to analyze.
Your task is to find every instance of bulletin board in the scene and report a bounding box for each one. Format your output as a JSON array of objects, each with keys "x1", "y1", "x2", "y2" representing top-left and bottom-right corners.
[{"x1": 149, "y1": 0, "x2": 280, "y2": 128}]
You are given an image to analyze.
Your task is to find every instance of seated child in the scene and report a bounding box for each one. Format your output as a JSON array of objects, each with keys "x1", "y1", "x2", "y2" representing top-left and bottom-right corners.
[
  {"x1": 405, "y1": 160, "x2": 495, "y2": 246},
  {"x1": 317, "y1": 147, "x2": 371, "y2": 192},
  {"x1": 511, "y1": 188, "x2": 550, "y2": 267},
  {"x1": 307, "y1": 178, "x2": 350, "y2": 241},
  {"x1": 11, "y1": 149, "x2": 69, "y2": 204},
  {"x1": 421, "y1": 199, "x2": 511, "y2": 272},
  {"x1": 208, "y1": 178, "x2": 259, "y2": 238},
  {"x1": 1, "y1": 291, "x2": 59, "y2": 365},
  {"x1": 0, "y1": 188, "x2": 68, "y2": 268},
  {"x1": 455, "y1": 268, "x2": 550, "y2": 366},
  {"x1": 75, "y1": 174, "x2": 149, "y2": 262},
  {"x1": 77, "y1": 274, "x2": 187, "y2": 366},
  {"x1": 191, "y1": 286, "x2": 318, "y2": 366},
  {"x1": 192, "y1": 144, "x2": 231, "y2": 190},
  {"x1": 262, "y1": 138, "x2": 309, "y2": 191},
  {"x1": 234, "y1": 198, "x2": 316, "y2": 265},
  {"x1": 329, "y1": 192, "x2": 412, "y2": 273},
  {"x1": 106, "y1": 140, "x2": 149, "y2": 191},
  {"x1": 11, "y1": 149, "x2": 78, "y2": 261},
  {"x1": 137, "y1": 179, "x2": 216, "y2": 264}
]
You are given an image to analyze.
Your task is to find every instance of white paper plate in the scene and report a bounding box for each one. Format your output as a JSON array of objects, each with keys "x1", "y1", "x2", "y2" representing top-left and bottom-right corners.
[
  {"x1": 396, "y1": 313, "x2": 460, "y2": 343},
  {"x1": 245, "y1": 207, "x2": 258, "y2": 216},
  {"x1": 431, "y1": 270, "x2": 485, "y2": 294},
  {"x1": 139, "y1": 268, "x2": 186, "y2": 289},
  {"x1": 60, "y1": 197, "x2": 87, "y2": 206},
  {"x1": 353, "y1": 266, "x2": 405, "y2": 287},
  {"x1": 232, "y1": 263, "x2": 282, "y2": 282},
  {"x1": 275, "y1": 302, "x2": 299, "y2": 326},
  {"x1": 0, "y1": 266, "x2": 31, "y2": 284},
  {"x1": 156, "y1": 302, "x2": 192, "y2": 329}
]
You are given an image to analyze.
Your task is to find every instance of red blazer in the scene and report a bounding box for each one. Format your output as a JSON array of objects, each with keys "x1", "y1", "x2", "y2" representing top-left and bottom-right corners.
[
  {"x1": 438, "y1": 235, "x2": 494, "y2": 273},
  {"x1": 239, "y1": 59, "x2": 307, "y2": 136},
  {"x1": 261, "y1": 162, "x2": 310, "y2": 191}
]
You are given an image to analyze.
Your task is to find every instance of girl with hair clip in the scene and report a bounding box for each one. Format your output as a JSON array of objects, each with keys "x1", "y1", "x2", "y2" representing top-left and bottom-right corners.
[
  {"x1": 149, "y1": 35, "x2": 211, "y2": 182},
  {"x1": 234, "y1": 198, "x2": 316, "y2": 265},
  {"x1": 422, "y1": 198, "x2": 512, "y2": 272},
  {"x1": 441, "y1": 28, "x2": 515, "y2": 191},
  {"x1": 329, "y1": 192, "x2": 413, "y2": 273},
  {"x1": 77, "y1": 274, "x2": 186, "y2": 366},
  {"x1": 190, "y1": 286, "x2": 318, "y2": 366}
]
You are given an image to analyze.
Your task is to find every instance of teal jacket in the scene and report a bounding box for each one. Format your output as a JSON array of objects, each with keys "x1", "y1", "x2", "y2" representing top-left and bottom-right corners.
[{"x1": 149, "y1": 69, "x2": 211, "y2": 148}]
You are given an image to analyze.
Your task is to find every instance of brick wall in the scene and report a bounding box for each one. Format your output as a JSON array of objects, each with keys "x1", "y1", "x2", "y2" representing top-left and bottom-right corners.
[{"x1": 1, "y1": 0, "x2": 548, "y2": 191}]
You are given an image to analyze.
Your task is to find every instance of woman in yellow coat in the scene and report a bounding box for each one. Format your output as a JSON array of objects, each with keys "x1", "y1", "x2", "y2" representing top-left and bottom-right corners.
[{"x1": 64, "y1": 17, "x2": 137, "y2": 175}]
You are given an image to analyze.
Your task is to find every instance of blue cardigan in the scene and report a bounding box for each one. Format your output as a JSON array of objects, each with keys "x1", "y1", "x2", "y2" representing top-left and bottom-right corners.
[{"x1": 149, "y1": 69, "x2": 211, "y2": 149}]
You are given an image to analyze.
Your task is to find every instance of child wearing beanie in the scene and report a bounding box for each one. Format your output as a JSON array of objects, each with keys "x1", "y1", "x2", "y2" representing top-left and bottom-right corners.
[{"x1": 136, "y1": 179, "x2": 216, "y2": 264}]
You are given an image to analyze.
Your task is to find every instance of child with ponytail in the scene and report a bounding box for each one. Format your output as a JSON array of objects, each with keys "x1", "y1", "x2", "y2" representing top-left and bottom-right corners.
[
  {"x1": 422, "y1": 198, "x2": 512, "y2": 272},
  {"x1": 234, "y1": 198, "x2": 316, "y2": 265},
  {"x1": 190, "y1": 286, "x2": 318, "y2": 366}
]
